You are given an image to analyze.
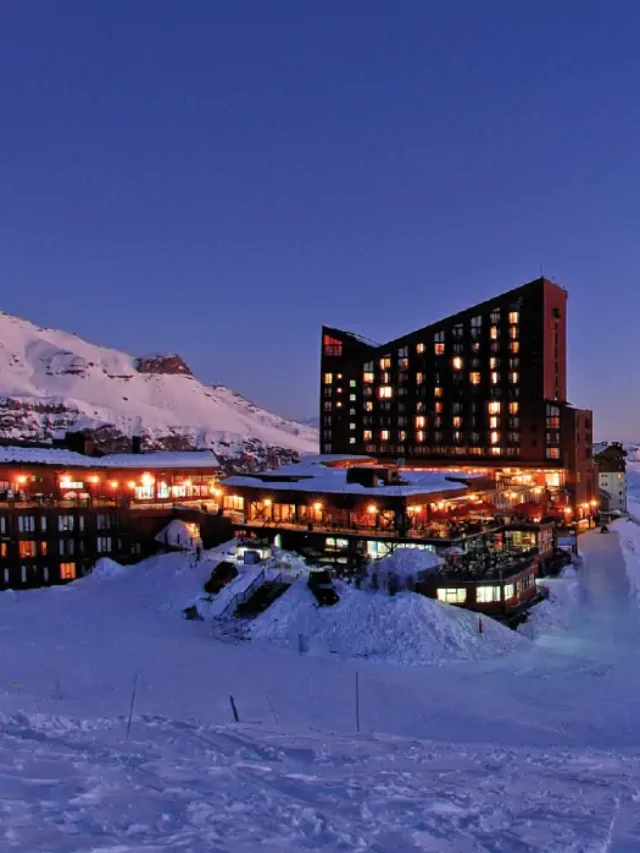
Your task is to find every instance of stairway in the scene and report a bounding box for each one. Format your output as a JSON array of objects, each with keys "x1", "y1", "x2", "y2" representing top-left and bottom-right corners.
[{"x1": 234, "y1": 579, "x2": 291, "y2": 619}]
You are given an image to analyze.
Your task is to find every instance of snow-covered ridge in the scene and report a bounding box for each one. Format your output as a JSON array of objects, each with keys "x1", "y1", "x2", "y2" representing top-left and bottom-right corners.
[{"x1": 0, "y1": 309, "x2": 318, "y2": 462}]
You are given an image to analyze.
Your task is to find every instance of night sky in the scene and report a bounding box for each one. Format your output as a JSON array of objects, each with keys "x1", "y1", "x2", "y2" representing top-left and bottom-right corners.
[{"x1": 1, "y1": 2, "x2": 639, "y2": 438}]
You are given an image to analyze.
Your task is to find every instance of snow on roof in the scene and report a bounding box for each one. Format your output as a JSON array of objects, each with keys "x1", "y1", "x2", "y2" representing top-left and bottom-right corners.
[
  {"x1": 0, "y1": 445, "x2": 219, "y2": 470},
  {"x1": 224, "y1": 461, "x2": 472, "y2": 498}
]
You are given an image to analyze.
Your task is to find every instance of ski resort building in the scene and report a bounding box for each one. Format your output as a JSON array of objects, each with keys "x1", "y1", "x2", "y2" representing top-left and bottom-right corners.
[
  {"x1": 319, "y1": 276, "x2": 597, "y2": 521},
  {"x1": 0, "y1": 445, "x2": 228, "y2": 590},
  {"x1": 594, "y1": 442, "x2": 628, "y2": 515}
]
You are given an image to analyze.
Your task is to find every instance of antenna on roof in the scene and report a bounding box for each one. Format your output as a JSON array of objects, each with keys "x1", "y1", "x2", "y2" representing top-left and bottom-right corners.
[{"x1": 539, "y1": 262, "x2": 543, "y2": 278}]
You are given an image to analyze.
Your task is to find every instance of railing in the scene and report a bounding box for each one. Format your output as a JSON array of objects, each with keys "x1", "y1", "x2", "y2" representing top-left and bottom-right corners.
[
  {"x1": 219, "y1": 570, "x2": 267, "y2": 618},
  {"x1": 238, "y1": 517, "x2": 501, "y2": 542}
]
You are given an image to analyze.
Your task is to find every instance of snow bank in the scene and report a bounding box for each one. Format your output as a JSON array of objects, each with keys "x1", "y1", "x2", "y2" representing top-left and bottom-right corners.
[
  {"x1": 519, "y1": 567, "x2": 580, "y2": 640},
  {"x1": 368, "y1": 546, "x2": 444, "y2": 591},
  {"x1": 90, "y1": 557, "x2": 128, "y2": 580},
  {"x1": 155, "y1": 518, "x2": 202, "y2": 550},
  {"x1": 618, "y1": 517, "x2": 640, "y2": 601},
  {"x1": 250, "y1": 579, "x2": 528, "y2": 665}
]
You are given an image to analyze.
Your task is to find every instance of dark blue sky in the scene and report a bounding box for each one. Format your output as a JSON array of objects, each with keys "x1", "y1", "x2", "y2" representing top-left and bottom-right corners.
[{"x1": 1, "y1": 2, "x2": 638, "y2": 438}]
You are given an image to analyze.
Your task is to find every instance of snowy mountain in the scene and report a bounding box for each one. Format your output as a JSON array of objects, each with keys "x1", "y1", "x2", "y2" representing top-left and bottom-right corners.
[{"x1": 0, "y1": 310, "x2": 318, "y2": 467}]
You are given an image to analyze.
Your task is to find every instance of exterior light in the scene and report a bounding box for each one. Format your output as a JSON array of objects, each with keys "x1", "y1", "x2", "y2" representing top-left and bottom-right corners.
[
  {"x1": 89, "y1": 475, "x2": 100, "y2": 484},
  {"x1": 109, "y1": 480, "x2": 119, "y2": 489},
  {"x1": 59, "y1": 476, "x2": 71, "y2": 485},
  {"x1": 367, "y1": 504, "x2": 377, "y2": 514},
  {"x1": 590, "y1": 499, "x2": 598, "y2": 507},
  {"x1": 141, "y1": 472, "x2": 154, "y2": 486},
  {"x1": 213, "y1": 487, "x2": 222, "y2": 497},
  {"x1": 563, "y1": 506, "x2": 573, "y2": 514},
  {"x1": 184, "y1": 479, "x2": 192, "y2": 487},
  {"x1": 128, "y1": 481, "x2": 137, "y2": 489},
  {"x1": 263, "y1": 498, "x2": 272, "y2": 506},
  {"x1": 16, "y1": 475, "x2": 28, "y2": 485},
  {"x1": 313, "y1": 502, "x2": 323, "y2": 511}
]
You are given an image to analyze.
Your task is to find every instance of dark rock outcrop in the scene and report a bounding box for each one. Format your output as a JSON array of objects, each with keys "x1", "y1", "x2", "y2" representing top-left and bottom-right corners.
[{"x1": 135, "y1": 354, "x2": 193, "y2": 376}]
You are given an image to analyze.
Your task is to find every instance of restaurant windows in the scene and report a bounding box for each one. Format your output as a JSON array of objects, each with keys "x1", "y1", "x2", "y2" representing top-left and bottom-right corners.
[
  {"x1": 97, "y1": 536, "x2": 112, "y2": 553},
  {"x1": 437, "y1": 588, "x2": 467, "y2": 604},
  {"x1": 323, "y1": 335, "x2": 342, "y2": 357},
  {"x1": 476, "y1": 585, "x2": 501, "y2": 603},
  {"x1": 18, "y1": 516, "x2": 35, "y2": 534},
  {"x1": 60, "y1": 562, "x2": 77, "y2": 581},
  {"x1": 19, "y1": 541, "x2": 36, "y2": 558}
]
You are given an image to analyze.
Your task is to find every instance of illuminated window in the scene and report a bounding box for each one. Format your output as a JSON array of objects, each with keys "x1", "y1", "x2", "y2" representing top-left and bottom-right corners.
[
  {"x1": 379, "y1": 356, "x2": 391, "y2": 370},
  {"x1": 434, "y1": 343, "x2": 445, "y2": 356},
  {"x1": 349, "y1": 394, "x2": 356, "y2": 402},
  {"x1": 60, "y1": 563, "x2": 76, "y2": 580},
  {"x1": 509, "y1": 326, "x2": 519, "y2": 340},
  {"x1": 490, "y1": 326, "x2": 499, "y2": 340},
  {"x1": 470, "y1": 372, "x2": 481, "y2": 384},
  {"x1": 434, "y1": 387, "x2": 443, "y2": 397},
  {"x1": 416, "y1": 430, "x2": 425, "y2": 442},
  {"x1": 489, "y1": 416, "x2": 499, "y2": 429},
  {"x1": 363, "y1": 372, "x2": 374, "y2": 383},
  {"x1": 490, "y1": 447, "x2": 503, "y2": 456},
  {"x1": 453, "y1": 416, "x2": 462, "y2": 428},
  {"x1": 381, "y1": 430, "x2": 390, "y2": 441},
  {"x1": 416, "y1": 342, "x2": 425, "y2": 354},
  {"x1": 349, "y1": 422, "x2": 356, "y2": 431},
  {"x1": 324, "y1": 373, "x2": 333, "y2": 384},
  {"x1": 364, "y1": 401, "x2": 373, "y2": 411},
  {"x1": 509, "y1": 402, "x2": 519, "y2": 414},
  {"x1": 435, "y1": 401, "x2": 444, "y2": 413},
  {"x1": 510, "y1": 372, "x2": 519, "y2": 384},
  {"x1": 416, "y1": 372, "x2": 424, "y2": 384},
  {"x1": 510, "y1": 341, "x2": 520, "y2": 353},
  {"x1": 18, "y1": 516, "x2": 35, "y2": 533},
  {"x1": 489, "y1": 357, "x2": 499, "y2": 369},
  {"x1": 19, "y1": 541, "x2": 36, "y2": 558},
  {"x1": 323, "y1": 335, "x2": 342, "y2": 356},
  {"x1": 477, "y1": 585, "x2": 501, "y2": 603},
  {"x1": 415, "y1": 415, "x2": 426, "y2": 428},
  {"x1": 398, "y1": 430, "x2": 406, "y2": 441},
  {"x1": 453, "y1": 430, "x2": 462, "y2": 443},
  {"x1": 336, "y1": 387, "x2": 343, "y2": 394},
  {"x1": 504, "y1": 583, "x2": 515, "y2": 600},
  {"x1": 437, "y1": 588, "x2": 467, "y2": 604},
  {"x1": 363, "y1": 430, "x2": 372, "y2": 440},
  {"x1": 546, "y1": 448, "x2": 560, "y2": 459},
  {"x1": 349, "y1": 437, "x2": 356, "y2": 444},
  {"x1": 490, "y1": 430, "x2": 500, "y2": 444},
  {"x1": 378, "y1": 386, "x2": 393, "y2": 399},
  {"x1": 508, "y1": 311, "x2": 519, "y2": 324},
  {"x1": 490, "y1": 371, "x2": 500, "y2": 385},
  {"x1": 452, "y1": 356, "x2": 463, "y2": 370},
  {"x1": 488, "y1": 401, "x2": 501, "y2": 414}
]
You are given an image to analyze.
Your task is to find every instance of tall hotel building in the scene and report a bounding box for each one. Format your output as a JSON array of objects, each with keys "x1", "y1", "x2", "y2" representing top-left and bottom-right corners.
[{"x1": 320, "y1": 277, "x2": 596, "y2": 514}]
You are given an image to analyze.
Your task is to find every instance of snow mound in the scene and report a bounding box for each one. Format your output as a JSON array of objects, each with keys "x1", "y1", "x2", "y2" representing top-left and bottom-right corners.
[
  {"x1": 369, "y1": 546, "x2": 444, "y2": 580},
  {"x1": 90, "y1": 558, "x2": 127, "y2": 580},
  {"x1": 250, "y1": 579, "x2": 528, "y2": 665},
  {"x1": 155, "y1": 519, "x2": 202, "y2": 550},
  {"x1": 518, "y1": 568, "x2": 580, "y2": 640}
]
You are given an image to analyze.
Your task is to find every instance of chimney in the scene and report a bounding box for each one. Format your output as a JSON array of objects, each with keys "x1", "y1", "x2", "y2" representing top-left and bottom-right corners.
[{"x1": 132, "y1": 435, "x2": 142, "y2": 454}]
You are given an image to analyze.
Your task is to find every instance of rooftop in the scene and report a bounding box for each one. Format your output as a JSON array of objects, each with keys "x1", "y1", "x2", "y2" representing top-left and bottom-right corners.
[{"x1": 0, "y1": 446, "x2": 220, "y2": 471}]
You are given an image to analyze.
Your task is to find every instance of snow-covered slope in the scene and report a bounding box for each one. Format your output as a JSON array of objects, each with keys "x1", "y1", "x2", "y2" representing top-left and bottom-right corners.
[{"x1": 0, "y1": 310, "x2": 317, "y2": 464}]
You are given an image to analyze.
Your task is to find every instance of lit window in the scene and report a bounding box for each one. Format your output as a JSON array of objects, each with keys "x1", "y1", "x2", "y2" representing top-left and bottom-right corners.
[
  {"x1": 364, "y1": 401, "x2": 373, "y2": 411},
  {"x1": 363, "y1": 372, "x2": 374, "y2": 383},
  {"x1": 546, "y1": 448, "x2": 560, "y2": 459},
  {"x1": 509, "y1": 402, "x2": 519, "y2": 414},
  {"x1": 349, "y1": 422, "x2": 356, "y2": 430},
  {"x1": 363, "y1": 430, "x2": 372, "y2": 440},
  {"x1": 350, "y1": 380, "x2": 356, "y2": 387},
  {"x1": 452, "y1": 356, "x2": 463, "y2": 370},
  {"x1": 435, "y1": 401, "x2": 444, "y2": 413},
  {"x1": 476, "y1": 585, "x2": 501, "y2": 603},
  {"x1": 490, "y1": 357, "x2": 499, "y2": 369},
  {"x1": 60, "y1": 563, "x2": 76, "y2": 581},
  {"x1": 510, "y1": 372, "x2": 519, "y2": 384},
  {"x1": 19, "y1": 541, "x2": 36, "y2": 558},
  {"x1": 489, "y1": 416, "x2": 499, "y2": 429},
  {"x1": 490, "y1": 430, "x2": 500, "y2": 444},
  {"x1": 488, "y1": 401, "x2": 501, "y2": 414},
  {"x1": 490, "y1": 326, "x2": 499, "y2": 340},
  {"x1": 510, "y1": 341, "x2": 520, "y2": 353},
  {"x1": 415, "y1": 415, "x2": 426, "y2": 428},
  {"x1": 349, "y1": 437, "x2": 356, "y2": 445},
  {"x1": 490, "y1": 371, "x2": 500, "y2": 385},
  {"x1": 381, "y1": 430, "x2": 390, "y2": 441},
  {"x1": 416, "y1": 342, "x2": 425, "y2": 354},
  {"x1": 349, "y1": 394, "x2": 356, "y2": 402},
  {"x1": 453, "y1": 416, "x2": 462, "y2": 428},
  {"x1": 379, "y1": 357, "x2": 391, "y2": 370},
  {"x1": 398, "y1": 430, "x2": 406, "y2": 441},
  {"x1": 434, "y1": 387, "x2": 443, "y2": 397},
  {"x1": 437, "y1": 588, "x2": 467, "y2": 604},
  {"x1": 416, "y1": 372, "x2": 424, "y2": 384},
  {"x1": 509, "y1": 326, "x2": 519, "y2": 340},
  {"x1": 504, "y1": 583, "x2": 515, "y2": 600},
  {"x1": 470, "y1": 372, "x2": 481, "y2": 385},
  {"x1": 378, "y1": 386, "x2": 393, "y2": 399},
  {"x1": 416, "y1": 430, "x2": 425, "y2": 442},
  {"x1": 324, "y1": 373, "x2": 333, "y2": 384},
  {"x1": 336, "y1": 387, "x2": 343, "y2": 394},
  {"x1": 434, "y1": 343, "x2": 445, "y2": 356},
  {"x1": 336, "y1": 401, "x2": 343, "y2": 408},
  {"x1": 508, "y1": 311, "x2": 519, "y2": 324},
  {"x1": 490, "y1": 447, "x2": 502, "y2": 456}
]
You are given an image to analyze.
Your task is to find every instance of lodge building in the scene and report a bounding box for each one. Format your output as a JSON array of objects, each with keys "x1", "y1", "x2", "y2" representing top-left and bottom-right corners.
[
  {"x1": 319, "y1": 277, "x2": 597, "y2": 517},
  {"x1": 0, "y1": 445, "x2": 228, "y2": 590}
]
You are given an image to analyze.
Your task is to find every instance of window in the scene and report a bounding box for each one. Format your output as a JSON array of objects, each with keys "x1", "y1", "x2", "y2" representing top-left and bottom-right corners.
[
  {"x1": 452, "y1": 416, "x2": 462, "y2": 428},
  {"x1": 378, "y1": 386, "x2": 393, "y2": 399},
  {"x1": 223, "y1": 495, "x2": 244, "y2": 511},
  {"x1": 508, "y1": 311, "x2": 519, "y2": 325},
  {"x1": 415, "y1": 415, "x2": 426, "y2": 428},
  {"x1": 0, "y1": 517, "x2": 4, "y2": 535},
  {"x1": 490, "y1": 430, "x2": 500, "y2": 445},
  {"x1": 470, "y1": 315, "x2": 482, "y2": 328},
  {"x1": 435, "y1": 401, "x2": 443, "y2": 413},
  {"x1": 379, "y1": 356, "x2": 391, "y2": 370},
  {"x1": 509, "y1": 402, "x2": 519, "y2": 414},
  {"x1": 398, "y1": 430, "x2": 406, "y2": 441},
  {"x1": 60, "y1": 563, "x2": 77, "y2": 580},
  {"x1": 416, "y1": 342, "x2": 425, "y2": 354},
  {"x1": 416, "y1": 430, "x2": 425, "y2": 442},
  {"x1": 452, "y1": 356, "x2": 463, "y2": 370},
  {"x1": 476, "y1": 585, "x2": 501, "y2": 602},
  {"x1": 416, "y1": 372, "x2": 424, "y2": 384},
  {"x1": 349, "y1": 379, "x2": 356, "y2": 387},
  {"x1": 452, "y1": 324, "x2": 464, "y2": 339},
  {"x1": 490, "y1": 309, "x2": 500, "y2": 324},
  {"x1": 510, "y1": 372, "x2": 519, "y2": 384},
  {"x1": 381, "y1": 430, "x2": 390, "y2": 441},
  {"x1": 19, "y1": 541, "x2": 36, "y2": 558},
  {"x1": 489, "y1": 416, "x2": 499, "y2": 429},
  {"x1": 18, "y1": 516, "x2": 35, "y2": 534},
  {"x1": 546, "y1": 448, "x2": 560, "y2": 459},
  {"x1": 470, "y1": 372, "x2": 481, "y2": 385},
  {"x1": 59, "y1": 539, "x2": 75, "y2": 556},
  {"x1": 349, "y1": 437, "x2": 357, "y2": 445},
  {"x1": 503, "y1": 583, "x2": 515, "y2": 600},
  {"x1": 490, "y1": 326, "x2": 499, "y2": 340},
  {"x1": 363, "y1": 371, "x2": 374, "y2": 383},
  {"x1": 97, "y1": 514, "x2": 112, "y2": 531},
  {"x1": 509, "y1": 325, "x2": 519, "y2": 340},
  {"x1": 324, "y1": 373, "x2": 333, "y2": 384},
  {"x1": 363, "y1": 429, "x2": 372, "y2": 441},
  {"x1": 437, "y1": 588, "x2": 467, "y2": 604},
  {"x1": 490, "y1": 371, "x2": 500, "y2": 385},
  {"x1": 434, "y1": 343, "x2": 445, "y2": 356},
  {"x1": 434, "y1": 387, "x2": 443, "y2": 397},
  {"x1": 510, "y1": 341, "x2": 520, "y2": 353},
  {"x1": 97, "y1": 536, "x2": 112, "y2": 553},
  {"x1": 349, "y1": 422, "x2": 356, "y2": 431},
  {"x1": 349, "y1": 394, "x2": 356, "y2": 402},
  {"x1": 488, "y1": 401, "x2": 501, "y2": 414},
  {"x1": 323, "y1": 401, "x2": 332, "y2": 412},
  {"x1": 489, "y1": 357, "x2": 499, "y2": 370},
  {"x1": 323, "y1": 335, "x2": 342, "y2": 357}
]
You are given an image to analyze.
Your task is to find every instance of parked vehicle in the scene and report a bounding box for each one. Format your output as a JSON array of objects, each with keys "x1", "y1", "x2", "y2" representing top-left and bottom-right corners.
[
  {"x1": 204, "y1": 561, "x2": 238, "y2": 594},
  {"x1": 307, "y1": 569, "x2": 340, "y2": 606}
]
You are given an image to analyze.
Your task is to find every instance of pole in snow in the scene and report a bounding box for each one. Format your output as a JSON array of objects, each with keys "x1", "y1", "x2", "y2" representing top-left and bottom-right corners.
[
  {"x1": 355, "y1": 671, "x2": 360, "y2": 733},
  {"x1": 126, "y1": 674, "x2": 139, "y2": 740},
  {"x1": 478, "y1": 616, "x2": 483, "y2": 634},
  {"x1": 229, "y1": 694, "x2": 240, "y2": 723}
]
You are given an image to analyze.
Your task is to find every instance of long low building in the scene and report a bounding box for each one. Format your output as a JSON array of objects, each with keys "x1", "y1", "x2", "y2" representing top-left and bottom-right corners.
[{"x1": 0, "y1": 444, "x2": 228, "y2": 589}]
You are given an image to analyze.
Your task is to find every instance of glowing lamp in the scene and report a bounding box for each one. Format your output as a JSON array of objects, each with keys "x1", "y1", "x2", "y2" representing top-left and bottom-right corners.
[
  {"x1": 109, "y1": 480, "x2": 119, "y2": 489},
  {"x1": 141, "y1": 473, "x2": 155, "y2": 486},
  {"x1": 563, "y1": 506, "x2": 573, "y2": 514},
  {"x1": 313, "y1": 502, "x2": 323, "y2": 511},
  {"x1": 89, "y1": 475, "x2": 100, "y2": 484},
  {"x1": 16, "y1": 475, "x2": 28, "y2": 485},
  {"x1": 367, "y1": 504, "x2": 377, "y2": 514},
  {"x1": 590, "y1": 499, "x2": 598, "y2": 507},
  {"x1": 263, "y1": 498, "x2": 272, "y2": 506},
  {"x1": 127, "y1": 481, "x2": 137, "y2": 489}
]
